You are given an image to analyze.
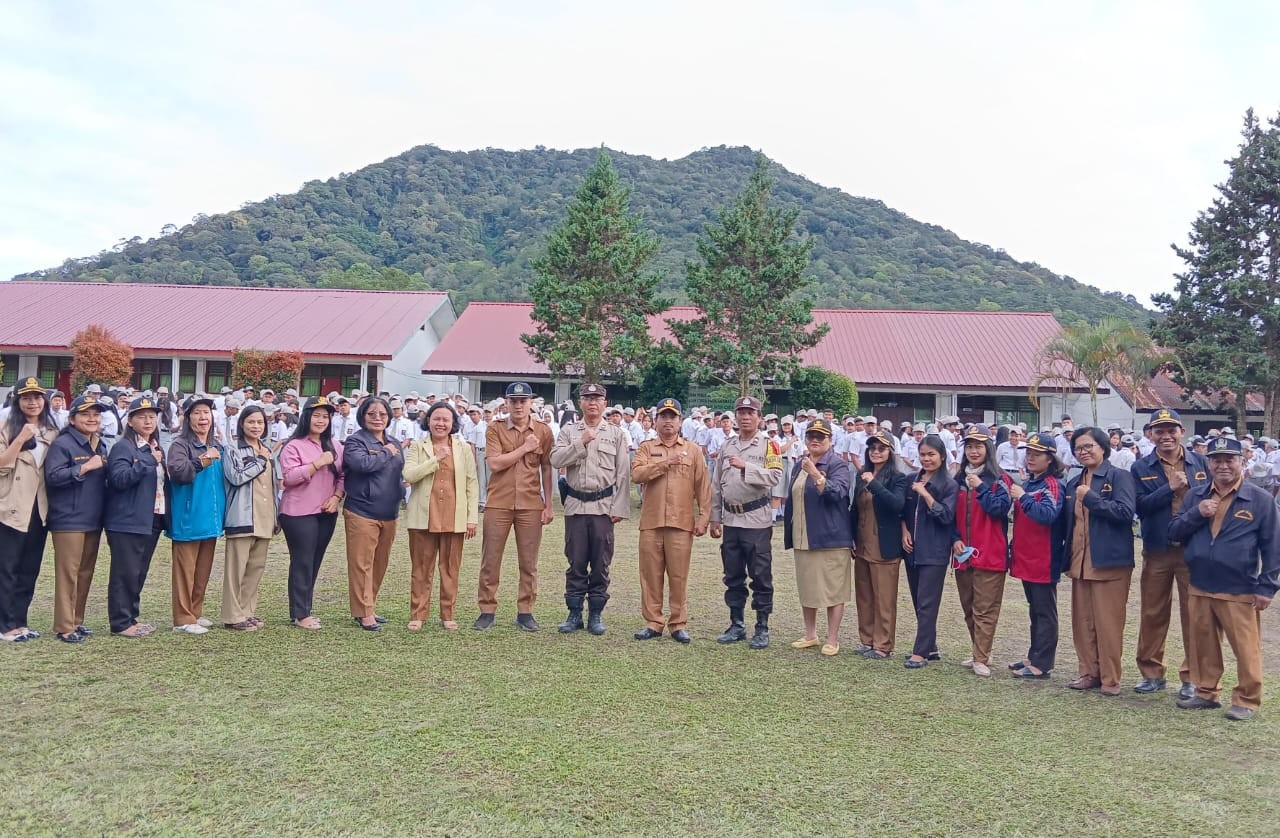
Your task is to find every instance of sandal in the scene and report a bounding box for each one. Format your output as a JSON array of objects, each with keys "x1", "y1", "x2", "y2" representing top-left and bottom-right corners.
[
  {"x1": 407, "y1": 620, "x2": 423, "y2": 631},
  {"x1": 1013, "y1": 667, "x2": 1050, "y2": 679},
  {"x1": 861, "y1": 649, "x2": 890, "y2": 660},
  {"x1": 904, "y1": 656, "x2": 928, "y2": 669},
  {"x1": 112, "y1": 624, "x2": 148, "y2": 638},
  {"x1": 293, "y1": 617, "x2": 322, "y2": 631},
  {"x1": 442, "y1": 620, "x2": 459, "y2": 631},
  {"x1": 224, "y1": 620, "x2": 258, "y2": 632}
]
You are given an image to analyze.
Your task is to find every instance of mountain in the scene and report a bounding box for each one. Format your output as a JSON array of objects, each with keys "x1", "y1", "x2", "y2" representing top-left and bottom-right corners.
[{"x1": 12, "y1": 145, "x2": 1149, "y2": 324}]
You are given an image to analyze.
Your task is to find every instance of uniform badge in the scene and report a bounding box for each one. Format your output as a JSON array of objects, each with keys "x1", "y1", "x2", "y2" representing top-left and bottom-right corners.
[
  {"x1": 1194, "y1": 471, "x2": 1206, "y2": 480},
  {"x1": 1234, "y1": 509, "x2": 1254, "y2": 521}
]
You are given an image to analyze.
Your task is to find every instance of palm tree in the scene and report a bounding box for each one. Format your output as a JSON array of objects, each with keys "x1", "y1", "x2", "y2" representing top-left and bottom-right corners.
[{"x1": 1029, "y1": 318, "x2": 1179, "y2": 426}]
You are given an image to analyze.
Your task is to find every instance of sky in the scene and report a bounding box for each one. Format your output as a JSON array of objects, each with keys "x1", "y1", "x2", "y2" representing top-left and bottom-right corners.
[{"x1": 2, "y1": 0, "x2": 1278, "y2": 306}]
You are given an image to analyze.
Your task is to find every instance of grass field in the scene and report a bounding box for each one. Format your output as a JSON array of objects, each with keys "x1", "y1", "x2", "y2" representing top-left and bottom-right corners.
[{"x1": 3, "y1": 496, "x2": 1279, "y2": 836}]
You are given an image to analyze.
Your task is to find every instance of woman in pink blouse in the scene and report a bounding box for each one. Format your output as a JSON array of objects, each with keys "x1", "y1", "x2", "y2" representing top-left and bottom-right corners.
[{"x1": 279, "y1": 397, "x2": 345, "y2": 630}]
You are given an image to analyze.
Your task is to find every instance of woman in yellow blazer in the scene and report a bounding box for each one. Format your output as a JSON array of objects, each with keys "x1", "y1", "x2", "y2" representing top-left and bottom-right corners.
[{"x1": 402, "y1": 401, "x2": 479, "y2": 631}]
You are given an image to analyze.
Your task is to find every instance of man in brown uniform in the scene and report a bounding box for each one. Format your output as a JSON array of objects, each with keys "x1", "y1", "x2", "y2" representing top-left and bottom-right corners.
[
  {"x1": 631, "y1": 398, "x2": 712, "y2": 643},
  {"x1": 549, "y1": 383, "x2": 631, "y2": 636},
  {"x1": 710, "y1": 396, "x2": 784, "y2": 649},
  {"x1": 475, "y1": 382, "x2": 555, "y2": 632},
  {"x1": 1171, "y1": 436, "x2": 1279, "y2": 720}
]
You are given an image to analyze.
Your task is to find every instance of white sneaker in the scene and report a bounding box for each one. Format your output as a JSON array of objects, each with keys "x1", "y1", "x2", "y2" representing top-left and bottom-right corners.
[
  {"x1": 961, "y1": 658, "x2": 974, "y2": 669},
  {"x1": 973, "y1": 662, "x2": 992, "y2": 678},
  {"x1": 195, "y1": 617, "x2": 213, "y2": 628},
  {"x1": 173, "y1": 623, "x2": 209, "y2": 635}
]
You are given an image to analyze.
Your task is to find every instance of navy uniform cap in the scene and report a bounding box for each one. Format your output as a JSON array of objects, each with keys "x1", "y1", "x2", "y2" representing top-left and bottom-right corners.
[
  {"x1": 1024, "y1": 432, "x2": 1056, "y2": 453},
  {"x1": 1206, "y1": 436, "x2": 1243, "y2": 456},
  {"x1": 304, "y1": 396, "x2": 335, "y2": 413},
  {"x1": 127, "y1": 396, "x2": 159, "y2": 415},
  {"x1": 68, "y1": 395, "x2": 104, "y2": 415},
  {"x1": 805, "y1": 417, "x2": 834, "y2": 436},
  {"x1": 16, "y1": 377, "x2": 45, "y2": 396},
  {"x1": 579, "y1": 383, "x2": 607, "y2": 398},
  {"x1": 505, "y1": 382, "x2": 533, "y2": 398},
  {"x1": 1149, "y1": 407, "x2": 1183, "y2": 428},
  {"x1": 656, "y1": 398, "x2": 682, "y2": 416},
  {"x1": 867, "y1": 429, "x2": 896, "y2": 448}
]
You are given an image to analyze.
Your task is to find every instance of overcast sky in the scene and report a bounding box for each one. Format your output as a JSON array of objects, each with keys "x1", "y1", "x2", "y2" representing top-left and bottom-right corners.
[{"x1": 2, "y1": 1, "x2": 1277, "y2": 306}]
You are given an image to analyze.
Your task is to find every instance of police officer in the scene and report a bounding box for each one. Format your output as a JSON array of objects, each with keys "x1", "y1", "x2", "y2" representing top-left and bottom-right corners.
[
  {"x1": 1131, "y1": 408, "x2": 1208, "y2": 699},
  {"x1": 549, "y1": 383, "x2": 631, "y2": 635},
  {"x1": 709, "y1": 395, "x2": 783, "y2": 648},
  {"x1": 1170, "y1": 436, "x2": 1279, "y2": 721}
]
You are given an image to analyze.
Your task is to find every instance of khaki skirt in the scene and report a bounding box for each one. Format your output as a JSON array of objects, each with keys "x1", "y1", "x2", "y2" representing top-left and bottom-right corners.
[{"x1": 794, "y1": 547, "x2": 852, "y2": 608}]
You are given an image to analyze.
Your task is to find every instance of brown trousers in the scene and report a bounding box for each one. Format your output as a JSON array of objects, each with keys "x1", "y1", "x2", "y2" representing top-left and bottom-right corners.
[
  {"x1": 638, "y1": 527, "x2": 693, "y2": 631},
  {"x1": 222, "y1": 536, "x2": 270, "y2": 625},
  {"x1": 408, "y1": 529, "x2": 464, "y2": 621},
  {"x1": 1189, "y1": 592, "x2": 1264, "y2": 709},
  {"x1": 1071, "y1": 571, "x2": 1133, "y2": 688},
  {"x1": 854, "y1": 557, "x2": 900, "y2": 654},
  {"x1": 955, "y1": 568, "x2": 1006, "y2": 665},
  {"x1": 344, "y1": 511, "x2": 395, "y2": 619},
  {"x1": 478, "y1": 507, "x2": 543, "y2": 614},
  {"x1": 52, "y1": 530, "x2": 101, "y2": 635},
  {"x1": 1136, "y1": 547, "x2": 1191, "y2": 682},
  {"x1": 171, "y1": 538, "x2": 217, "y2": 626}
]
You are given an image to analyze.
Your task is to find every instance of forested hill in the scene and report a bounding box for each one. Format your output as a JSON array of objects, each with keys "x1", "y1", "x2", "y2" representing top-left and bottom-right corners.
[{"x1": 13, "y1": 145, "x2": 1148, "y2": 324}]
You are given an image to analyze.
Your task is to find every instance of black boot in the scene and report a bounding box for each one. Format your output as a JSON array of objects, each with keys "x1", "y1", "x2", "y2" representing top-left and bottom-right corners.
[
  {"x1": 749, "y1": 613, "x2": 770, "y2": 650},
  {"x1": 558, "y1": 596, "x2": 584, "y2": 633},
  {"x1": 586, "y1": 597, "x2": 607, "y2": 636},
  {"x1": 717, "y1": 607, "x2": 747, "y2": 644}
]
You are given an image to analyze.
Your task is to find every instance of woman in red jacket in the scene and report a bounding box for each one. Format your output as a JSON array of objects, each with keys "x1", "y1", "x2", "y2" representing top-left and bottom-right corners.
[
  {"x1": 951, "y1": 424, "x2": 1012, "y2": 677},
  {"x1": 1008, "y1": 432, "x2": 1066, "y2": 680}
]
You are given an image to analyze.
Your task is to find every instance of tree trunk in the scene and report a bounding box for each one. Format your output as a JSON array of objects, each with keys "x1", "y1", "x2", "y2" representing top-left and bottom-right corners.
[
  {"x1": 1089, "y1": 385, "x2": 1099, "y2": 426},
  {"x1": 1266, "y1": 385, "x2": 1280, "y2": 438}
]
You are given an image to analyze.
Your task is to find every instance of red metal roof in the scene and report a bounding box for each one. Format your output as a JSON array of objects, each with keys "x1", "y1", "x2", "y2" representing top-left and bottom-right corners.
[
  {"x1": 1113, "y1": 372, "x2": 1266, "y2": 414},
  {"x1": 0, "y1": 282, "x2": 450, "y2": 359},
  {"x1": 424, "y1": 303, "x2": 1064, "y2": 390}
]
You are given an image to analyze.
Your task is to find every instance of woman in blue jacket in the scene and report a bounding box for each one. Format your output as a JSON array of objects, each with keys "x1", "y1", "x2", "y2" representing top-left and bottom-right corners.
[
  {"x1": 166, "y1": 395, "x2": 226, "y2": 636},
  {"x1": 901, "y1": 434, "x2": 957, "y2": 668},
  {"x1": 105, "y1": 396, "x2": 167, "y2": 638},
  {"x1": 45, "y1": 396, "x2": 109, "y2": 644},
  {"x1": 783, "y1": 418, "x2": 852, "y2": 656},
  {"x1": 1061, "y1": 426, "x2": 1136, "y2": 696},
  {"x1": 343, "y1": 397, "x2": 405, "y2": 631}
]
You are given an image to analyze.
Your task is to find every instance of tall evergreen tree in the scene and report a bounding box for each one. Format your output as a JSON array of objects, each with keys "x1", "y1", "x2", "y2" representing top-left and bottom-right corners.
[
  {"x1": 670, "y1": 155, "x2": 829, "y2": 398},
  {"x1": 1154, "y1": 108, "x2": 1280, "y2": 434},
  {"x1": 521, "y1": 148, "x2": 666, "y2": 384}
]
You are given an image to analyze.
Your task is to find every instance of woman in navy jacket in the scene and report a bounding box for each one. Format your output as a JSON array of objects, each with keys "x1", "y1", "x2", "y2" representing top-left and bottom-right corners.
[
  {"x1": 783, "y1": 418, "x2": 852, "y2": 655},
  {"x1": 105, "y1": 396, "x2": 167, "y2": 638},
  {"x1": 850, "y1": 429, "x2": 911, "y2": 659},
  {"x1": 45, "y1": 396, "x2": 109, "y2": 644},
  {"x1": 901, "y1": 434, "x2": 957, "y2": 668},
  {"x1": 342, "y1": 397, "x2": 405, "y2": 631},
  {"x1": 1061, "y1": 426, "x2": 1136, "y2": 695}
]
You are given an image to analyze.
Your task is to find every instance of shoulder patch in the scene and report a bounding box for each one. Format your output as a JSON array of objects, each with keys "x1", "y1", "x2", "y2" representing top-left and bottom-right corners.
[{"x1": 1235, "y1": 509, "x2": 1254, "y2": 521}]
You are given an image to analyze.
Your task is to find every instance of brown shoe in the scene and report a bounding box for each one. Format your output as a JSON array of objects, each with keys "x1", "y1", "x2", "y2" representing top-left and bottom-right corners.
[
  {"x1": 1068, "y1": 675, "x2": 1101, "y2": 690},
  {"x1": 1100, "y1": 684, "x2": 1121, "y2": 696},
  {"x1": 224, "y1": 620, "x2": 258, "y2": 631}
]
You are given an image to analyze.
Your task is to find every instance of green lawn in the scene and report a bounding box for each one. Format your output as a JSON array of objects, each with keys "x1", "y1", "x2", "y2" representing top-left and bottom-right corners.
[{"x1": 3, "y1": 499, "x2": 1278, "y2": 836}]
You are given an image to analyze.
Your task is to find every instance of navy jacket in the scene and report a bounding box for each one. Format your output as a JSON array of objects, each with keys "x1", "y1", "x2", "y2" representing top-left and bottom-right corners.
[
  {"x1": 342, "y1": 429, "x2": 405, "y2": 521},
  {"x1": 784, "y1": 451, "x2": 852, "y2": 550},
  {"x1": 902, "y1": 469, "x2": 957, "y2": 567},
  {"x1": 1060, "y1": 461, "x2": 1136, "y2": 569},
  {"x1": 851, "y1": 466, "x2": 910, "y2": 560},
  {"x1": 105, "y1": 436, "x2": 167, "y2": 535},
  {"x1": 1132, "y1": 448, "x2": 1209, "y2": 550},
  {"x1": 44, "y1": 427, "x2": 108, "y2": 532},
  {"x1": 1170, "y1": 480, "x2": 1280, "y2": 598}
]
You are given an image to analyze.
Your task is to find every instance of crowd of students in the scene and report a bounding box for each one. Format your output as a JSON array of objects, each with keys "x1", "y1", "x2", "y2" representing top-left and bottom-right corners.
[{"x1": 1, "y1": 378, "x2": 1275, "y2": 721}]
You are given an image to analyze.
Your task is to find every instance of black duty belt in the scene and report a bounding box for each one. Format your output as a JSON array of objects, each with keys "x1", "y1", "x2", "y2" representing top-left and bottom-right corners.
[
  {"x1": 723, "y1": 496, "x2": 771, "y2": 515},
  {"x1": 558, "y1": 477, "x2": 616, "y2": 503}
]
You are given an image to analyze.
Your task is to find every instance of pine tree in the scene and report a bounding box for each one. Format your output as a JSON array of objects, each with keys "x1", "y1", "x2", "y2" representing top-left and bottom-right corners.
[
  {"x1": 521, "y1": 149, "x2": 666, "y2": 384},
  {"x1": 1154, "y1": 108, "x2": 1280, "y2": 434},
  {"x1": 670, "y1": 155, "x2": 828, "y2": 398}
]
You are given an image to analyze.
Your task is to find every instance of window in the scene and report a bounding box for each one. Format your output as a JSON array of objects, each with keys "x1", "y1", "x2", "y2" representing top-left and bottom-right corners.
[
  {"x1": 131, "y1": 359, "x2": 172, "y2": 392},
  {"x1": 37, "y1": 356, "x2": 72, "y2": 389},
  {"x1": 0, "y1": 354, "x2": 16, "y2": 387},
  {"x1": 206, "y1": 361, "x2": 231, "y2": 394},
  {"x1": 178, "y1": 361, "x2": 197, "y2": 394},
  {"x1": 300, "y1": 364, "x2": 361, "y2": 398}
]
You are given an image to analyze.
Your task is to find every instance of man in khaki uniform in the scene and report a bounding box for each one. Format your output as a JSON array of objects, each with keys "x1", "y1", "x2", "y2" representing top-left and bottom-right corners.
[
  {"x1": 475, "y1": 382, "x2": 555, "y2": 632},
  {"x1": 549, "y1": 383, "x2": 631, "y2": 636},
  {"x1": 631, "y1": 398, "x2": 711, "y2": 643},
  {"x1": 710, "y1": 395, "x2": 783, "y2": 649},
  {"x1": 1171, "y1": 436, "x2": 1278, "y2": 721}
]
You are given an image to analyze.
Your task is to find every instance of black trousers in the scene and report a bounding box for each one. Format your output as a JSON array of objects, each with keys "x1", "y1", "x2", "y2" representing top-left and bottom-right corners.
[
  {"x1": 280, "y1": 512, "x2": 338, "y2": 620},
  {"x1": 1022, "y1": 580, "x2": 1059, "y2": 672},
  {"x1": 906, "y1": 562, "x2": 948, "y2": 657},
  {"x1": 0, "y1": 504, "x2": 47, "y2": 633},
  {"x1": 106, "y1": 523, "x2": 162, "y2": 633},
  {"x1": 564, "y1": 513, "x2": 614, "y2": 606},
  {"x1": 721, "y1": 525, "x2": 774, "y2": 616}
]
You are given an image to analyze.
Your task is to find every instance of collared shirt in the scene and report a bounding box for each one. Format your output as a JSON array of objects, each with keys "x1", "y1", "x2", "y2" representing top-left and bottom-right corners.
[
  {"x1": 632, "y1": 436, "x2": 711, "y2": 532},
  {"x1": 1068, "y1": 469, "x2": 1129, "y2": 581},
  {"x1": 1158, "y1": 450, "x2": 1189, "y2": 518},
  {"x1": 996, "y1": 440, "x2": 1024, "y2": 471},
  {"x1": 1210, "y1": 476, "x2": 1243, "y2": 539},
  {"x1": 710, "y1": 432, "x2": 783, "y2": 527},
  {"x1": 549, "y1": 419, "x2": 631, "y2": 518},
  {"x1": 485, "y1": 418, "x2": 554, "y2": 510}
]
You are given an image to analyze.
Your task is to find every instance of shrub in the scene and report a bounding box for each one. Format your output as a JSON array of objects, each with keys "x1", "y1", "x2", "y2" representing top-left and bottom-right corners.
[
  {"x1": 70, "y1": 324, "x2": 134, "y2": 394},
  {"x1": 231, "y1": 349, "x2": 304, "y2": 394}
]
